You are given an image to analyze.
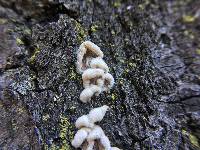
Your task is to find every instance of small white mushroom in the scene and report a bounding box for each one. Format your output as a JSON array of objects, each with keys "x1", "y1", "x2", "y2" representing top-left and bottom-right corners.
[
  {"x1": 87, "y1": 125, "x2": 104, "y2": 141},
  {"x1": 82, "y1": 68, "x2": 105, "y2": 88},
  {"x1": 71, "y1": 128, "x2": 88, "y2": 148},
  {"x1": 80, "y1": 85, "x2": 102, "y2": 103},
  {"x1": 90, "y1": 57, "x2": 109, "y2": 73},
  {"x1": 100, "y1": 135, "x2": 111, "y2": 150},
  {"x1": 77, "y1": 41, "x2": 104, "y2": 73},
  {"x1": 88, "y1": 105, "x2": 109, "y2": 123},
  {"x1": 75, "y1": 115, "x2": 94, "y2": 128}
]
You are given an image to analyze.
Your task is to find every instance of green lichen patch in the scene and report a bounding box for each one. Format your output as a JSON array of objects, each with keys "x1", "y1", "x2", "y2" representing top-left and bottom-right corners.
[
  {"x1": 90, "y1": 25, "x2": 98, "y2": 32},
  {"x1": 189, "y1": 134, "x2": 200, "y2": 148},
  {"x1": 182, "y1": 15, "x2": 196, "y2": 23},
  {"x1": 28, "y1": 46, "x2": 41, "y2": 64},
  {"x1": 113, "y1": 0, "x2": 121, "y2": 8},
  {"x1": 138, "y1": 0, "x2": 150, "y2": 10},
  {"x1": 67, "y1": 66, "x2": 80, "y2": 81},
  {"x1": 16, "y1": 38, "x2": 24, "y2": 45},
  {"x1": 111, "y1": 92, "x2": 118, "y2": 101},
  {"x1": 196, "y1": 49, "x2": 200, "y2": 55},
  {"x1": 59, "y1": 115, "x2": 74, "y2": 150},
  {"x1": 74, "y1": 21, "x2": 87, "y2": 43},
  {"x1": 182, "y1": 129, "x2": 200, "y2": 148},
  {"x1": 0, "y1": 18, "x2": 8, "y2": 24}
]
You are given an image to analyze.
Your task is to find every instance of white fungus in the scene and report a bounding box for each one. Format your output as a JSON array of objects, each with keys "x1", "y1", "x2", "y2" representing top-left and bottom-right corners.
[
  {"x1": 82, "y1": 68, "x2": 105, "y2": 88},
  {"x1": 111, "y1": 147, "x2": 121, "y2": 150},
  {"x1": 90, "y1": 57, "x2": 109, "y2": 73},
  {"x1": 102, "y1": 73, "x2": 115, "y2": 91},
  {"x1": 100, "y1": 135, "x2": 111, "y2": 150},
  {"x1": 80, "y1": 85, "x2": 102, "y2": 103},
  {"x1": 87, "y1": 125, "x2": 104, "y2": 141},
  {"x1": 71, "y1": 128, "x2": 88, "y2": 148},
  {"x1": 88, "y1": 105, "x2": 109, "y2": 123},
  {"x1": 71, "y1": 106, "x2": 120, "y2": 150},
  {"x1": 77, "y1": 41, "x2": 115, "y2": 103},
  {"x1": 77, "y1": 41, "x2": 104, "y2": 73},
  {"x1": 75, "y1": 115, "x2": 94, "y2": 128}
]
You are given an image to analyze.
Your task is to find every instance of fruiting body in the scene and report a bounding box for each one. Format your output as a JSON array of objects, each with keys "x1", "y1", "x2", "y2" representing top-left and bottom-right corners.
[
  {"x1": 100, "y1": 135, "x2": 111, "y2": 150},
  {"x1": 77, "y1": 41, "x2": 114, "y2": 103},
  {"x1": 90, "y1": 57, "x2": 109, "y2": 73},
  {"x1": 77, "y1": 41, "x2": 103, "y2": 73},
  {"x1": 71, "y1": 129, "x2": 88, "y2": 148},
  {"x1": 82, "y1": 68, "x2": 105, "y2": 88},
  {"x1": 87, "y1": 125, "x2": 104, "y2": 141},
  {"x1": 80, "y1": 85, "x2": 102, "y2": 103},
  {"x1": 103, "y1": 73, "x2": 115, "y2": 91},
  {"x1": 72, "y1": 105, "x2": 120, "y2": 150},
  {"x1": 88, "y1": 105, "x2": 109, "y2": 123},
  {"x1": 75, "y1": 115, "x2": 94, "y2": 128}
]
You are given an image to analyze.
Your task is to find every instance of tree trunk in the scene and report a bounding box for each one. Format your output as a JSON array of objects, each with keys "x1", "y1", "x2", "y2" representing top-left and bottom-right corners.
[{"x1": 0, "y1": 0, "x2": 200, "y2": 149}]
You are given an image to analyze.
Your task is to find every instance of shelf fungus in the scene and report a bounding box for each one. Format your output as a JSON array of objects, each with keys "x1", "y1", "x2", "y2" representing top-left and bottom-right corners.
[
  {"x1": 71, "y1": 105, "x2": 120, "y2": 150},
  {"x1": 77, "y1": 41, "x2": 115, "y2": 103}
]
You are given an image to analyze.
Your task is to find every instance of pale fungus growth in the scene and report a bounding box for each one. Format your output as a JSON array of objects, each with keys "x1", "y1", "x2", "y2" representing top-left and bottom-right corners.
[
  {"x1": 87, "y1": 125, "x2": 104, "y2": 141},
  {"x1": 88, "y1": 105, "x2": 109, "y2": 123},
  {"x1": 75, "y1": 115, "x2": 94, "y2": 129},
  {"x1": 77, "y1": 41, "x2": 104, "y2": 73},
  {"x1": 80, "y1": 85, "x2": 102, "y2": 103},
  {"x1": 71, "y1": 128, "x2": 89, "y2": 148},
  {"x1": 90, "y1": 57, "x2": 109, "y2": 73},
  {"x1": 71, "y1": 106, "x2": 120, "y2": 150},
  {"x1": 100, "y1": 135, "x2": 111, "y2": 150},
  {"x1": 102, "y1": 73, "x2": 115, "y2": 92},
  {"x1": 110, "y1": 147, "x2": 121, "y2": 150},
  {"x1": 77, "y1": 41, "x2": 115, "y2": 103},
  {"x1": 82, "y1": 68, "x2": 105, "y2": 88}
]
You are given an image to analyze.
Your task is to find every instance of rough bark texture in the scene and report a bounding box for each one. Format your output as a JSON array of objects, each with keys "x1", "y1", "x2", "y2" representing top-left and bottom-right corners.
[{"x1": 0, "y1": 0, "x2": 200, "y2": 149}]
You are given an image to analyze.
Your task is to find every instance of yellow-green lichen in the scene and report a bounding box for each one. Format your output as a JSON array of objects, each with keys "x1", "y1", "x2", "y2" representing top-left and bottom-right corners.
[
  {"x1": 0, "y1": 18, "x2": 8, "y2": 24},
  {"x1": 111, "y1": 30, "x2": 115, "y2": 35},
  {"x1": 111, "y1": 93, "x2": 118, "y2": 101},
  {"x1": 118, "y1": 78, "x2": 124, "y2": 85},
  {"x1": 28, "y1": 46, "x2": 41, "y2": 64},
  {"x1": 124, "y1": 68, "x2": 130, "y2": 74},
  {"x1": 196, "y1": 49, "x2": 200, "y2": 55},
  {"x1": 91, "y1": 25, "x2": 98, "y2": 32},
  {"x1": 74, "y1": 21, "x2": 87, "y2": 43},
  {"x1": 189, "y1": 134, "x2": 200, "y2": 148},
  {"x1": 16, "y1": 38, "x2": 24, "y2": 45},
  {"x1": 113, "y1": 0, "x2": 121, "y2": 8},
  {"x1": 128, "y1": 62, "x2": 136, "y2": 67},
  {"x1": 182, "y1": 15, "x2": 196, "y2": 23},
  {"x1": 182, "y1": 129, "x2": 187, "y2": 135},
  {"x1": 68, "y1": 67, "x2": 80, "y2": 80},
  {"x1": 24, "y1": 28, "x2": 31, "y2": 35},
  {"x1": 49, "y1": 143, "x2": 57, "y2": 150},
  {"x1": 59, "y1": 115, "x2": 74, "y2": 150},
  {"x1": 182, "y1": 129, "x2": 200, "y2": 148},
  {"x1": 42, "y1": 114, "x2": 50, "y2": 122},
  {"x1": 183, "y1": 30, "x2": 194, "y2": 39},
  {"x1": 138, "y1": 0, "x2": 150, "y2": 10},
  {"x1": 17, "y1": 107, "x2": 25, "y2": 114}
]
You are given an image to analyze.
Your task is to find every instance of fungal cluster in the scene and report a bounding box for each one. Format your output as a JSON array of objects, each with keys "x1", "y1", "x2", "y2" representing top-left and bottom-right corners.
[
  {"x1": 76, "y1": 41, "x2": 114, "y2": 103},
  {"x1": 71, "y1": 105, "x2": 120, "y2": 150}
]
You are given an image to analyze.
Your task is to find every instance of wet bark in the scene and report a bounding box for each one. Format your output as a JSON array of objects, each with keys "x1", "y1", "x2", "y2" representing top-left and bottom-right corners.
[{"x1": 0, "y1": 0, "x2": 200, "y2": 149}]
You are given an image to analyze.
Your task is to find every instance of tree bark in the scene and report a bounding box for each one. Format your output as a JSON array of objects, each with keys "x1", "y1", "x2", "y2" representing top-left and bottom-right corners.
[{"x1": 0, "y1": 0, "x2": 200, "y2": 149}]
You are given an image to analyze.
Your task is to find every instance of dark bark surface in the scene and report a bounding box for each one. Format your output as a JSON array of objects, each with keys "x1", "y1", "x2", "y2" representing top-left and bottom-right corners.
[{"x1": 0, "y1": 0, "x2": 200, "y2": 149}]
